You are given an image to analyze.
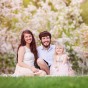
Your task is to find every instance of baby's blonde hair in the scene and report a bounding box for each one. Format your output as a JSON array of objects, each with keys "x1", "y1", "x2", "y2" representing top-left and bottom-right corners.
[
  {"x1": 54, "y1": 41, "x2": 66, "y2": 60},
  {"x1": 55, "y1": 41, "x2": 66, "y2": 52}
]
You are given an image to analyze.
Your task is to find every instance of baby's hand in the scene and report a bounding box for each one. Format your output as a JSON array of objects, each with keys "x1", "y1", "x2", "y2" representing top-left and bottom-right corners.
[
  {"x1": 55, "y1": 65, "x2": 58, "y2": 68},
  {"x1": 57, "y1": 69, "x2": 59, "y2": 72}
]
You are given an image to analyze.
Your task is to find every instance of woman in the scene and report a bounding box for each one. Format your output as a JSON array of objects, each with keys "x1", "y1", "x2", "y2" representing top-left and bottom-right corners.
[{"x1": 13, "y1": 29, "x2": 46, "y2": 76}]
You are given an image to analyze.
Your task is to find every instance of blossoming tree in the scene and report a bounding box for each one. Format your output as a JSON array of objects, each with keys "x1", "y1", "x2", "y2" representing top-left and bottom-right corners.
[{"x1": 0, "y1": 0, "x2": 88, "y2": 74}]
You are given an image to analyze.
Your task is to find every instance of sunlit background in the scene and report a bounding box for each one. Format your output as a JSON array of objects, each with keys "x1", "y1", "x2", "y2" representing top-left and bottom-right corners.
[{"x1": 0, "y1": 0, "x2": 88, "y2": 75}]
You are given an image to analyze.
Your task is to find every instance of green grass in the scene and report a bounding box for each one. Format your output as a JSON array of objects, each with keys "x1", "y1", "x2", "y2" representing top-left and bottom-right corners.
[{"x1": 0, "y1": 76, "x2": 88, "y2": 88}]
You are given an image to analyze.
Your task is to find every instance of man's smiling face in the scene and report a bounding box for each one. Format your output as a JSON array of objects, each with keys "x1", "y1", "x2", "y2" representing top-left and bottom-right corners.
[{"x1": 41, "y1": 36, "x2": 51, "y2": 48}]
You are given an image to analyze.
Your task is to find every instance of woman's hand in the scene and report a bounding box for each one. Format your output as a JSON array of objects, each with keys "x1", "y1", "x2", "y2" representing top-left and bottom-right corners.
[{"x1": 31, "y1": 66, "x2": 39, "y2": 73}]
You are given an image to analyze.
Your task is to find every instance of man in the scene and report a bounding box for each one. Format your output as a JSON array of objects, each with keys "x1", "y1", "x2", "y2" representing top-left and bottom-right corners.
[{"x1": 37, "y1": 31, "x2": 55, "y2": 75}]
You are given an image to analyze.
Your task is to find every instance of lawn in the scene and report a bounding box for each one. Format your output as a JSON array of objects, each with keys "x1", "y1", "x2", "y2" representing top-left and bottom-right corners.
[{"x1": 0, "y1": 76, "x2": 88, "y2": 88}]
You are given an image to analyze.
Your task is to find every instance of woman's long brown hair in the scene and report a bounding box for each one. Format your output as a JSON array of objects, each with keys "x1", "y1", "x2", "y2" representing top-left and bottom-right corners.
[{"x1": 17, "y1": 29, "x2": 38, "y2": 64}]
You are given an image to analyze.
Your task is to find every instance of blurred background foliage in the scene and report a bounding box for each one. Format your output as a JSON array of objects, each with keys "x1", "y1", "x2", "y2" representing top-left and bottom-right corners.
[
  {"x1": 0, "y1": 53, "x2": 15, "y2": 74},
  {"x1": 81, "y1": 0, "x2": 88, "y2": 25},
  {"x1": 0, "y1": 0, "x2": 88, "y2": 75}
]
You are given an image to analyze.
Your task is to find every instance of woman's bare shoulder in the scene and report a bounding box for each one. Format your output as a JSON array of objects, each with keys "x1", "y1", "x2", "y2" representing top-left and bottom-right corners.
[{"x1": 18, "y1": 46, "x2": 25, "y2": 52}]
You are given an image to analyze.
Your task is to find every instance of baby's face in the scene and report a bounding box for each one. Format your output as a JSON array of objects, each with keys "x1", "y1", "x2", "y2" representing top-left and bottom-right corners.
[{"x1": 55, "y1": 45, "x2": 64, "y2": 55}]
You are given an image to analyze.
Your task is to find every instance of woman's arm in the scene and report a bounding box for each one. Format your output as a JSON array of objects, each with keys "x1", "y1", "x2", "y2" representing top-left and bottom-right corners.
[{"x1": 18, "y1": 46, "x2": 39, "y2": 72}]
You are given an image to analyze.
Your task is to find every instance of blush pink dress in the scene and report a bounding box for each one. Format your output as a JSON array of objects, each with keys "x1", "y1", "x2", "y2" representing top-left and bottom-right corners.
[{"x1": 50, "y1": 54, "x2": 74, "y2": 76}]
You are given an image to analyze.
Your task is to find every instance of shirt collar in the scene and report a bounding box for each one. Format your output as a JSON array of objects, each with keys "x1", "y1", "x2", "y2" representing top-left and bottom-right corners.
[{"x1": 41, "y1": 44, "x2": 53, "y2": 51}]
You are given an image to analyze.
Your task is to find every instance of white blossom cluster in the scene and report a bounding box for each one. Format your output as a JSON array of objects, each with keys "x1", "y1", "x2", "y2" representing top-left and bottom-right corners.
[{"x1": 0, "y1": 0, "x2": 87, "y2": 60}]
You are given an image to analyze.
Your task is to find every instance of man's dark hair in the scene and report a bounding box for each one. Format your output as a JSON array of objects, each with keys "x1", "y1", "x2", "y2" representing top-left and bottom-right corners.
[{"x1": 39, "y1": 31, "x2": 51, "y2": 40}]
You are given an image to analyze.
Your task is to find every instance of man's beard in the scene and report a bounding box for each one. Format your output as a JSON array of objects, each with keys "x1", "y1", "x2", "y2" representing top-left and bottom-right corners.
[{"x1": 41, "y1": 41, "x2": 51, "y2": 48}]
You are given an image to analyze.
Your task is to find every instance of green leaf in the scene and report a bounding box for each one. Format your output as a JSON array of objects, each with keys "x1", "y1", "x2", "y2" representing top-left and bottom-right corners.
[
  {"x1": 81, "y1": 0, "x2": 88, "y2": 25},
  {"x1": 23, "y1": 0, "x2": 30, "y2": 7}
]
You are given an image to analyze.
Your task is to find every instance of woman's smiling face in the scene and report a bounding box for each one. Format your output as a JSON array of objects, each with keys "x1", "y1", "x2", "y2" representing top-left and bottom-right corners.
[{"x1": 24, "y1": 33, "x2": 32, "y2": 44}]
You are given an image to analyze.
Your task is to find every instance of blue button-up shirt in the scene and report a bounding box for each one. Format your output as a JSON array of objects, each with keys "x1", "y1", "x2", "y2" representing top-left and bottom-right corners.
[{"x1": 37, "y1": 45, "x2": 55, "y2": 66}]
